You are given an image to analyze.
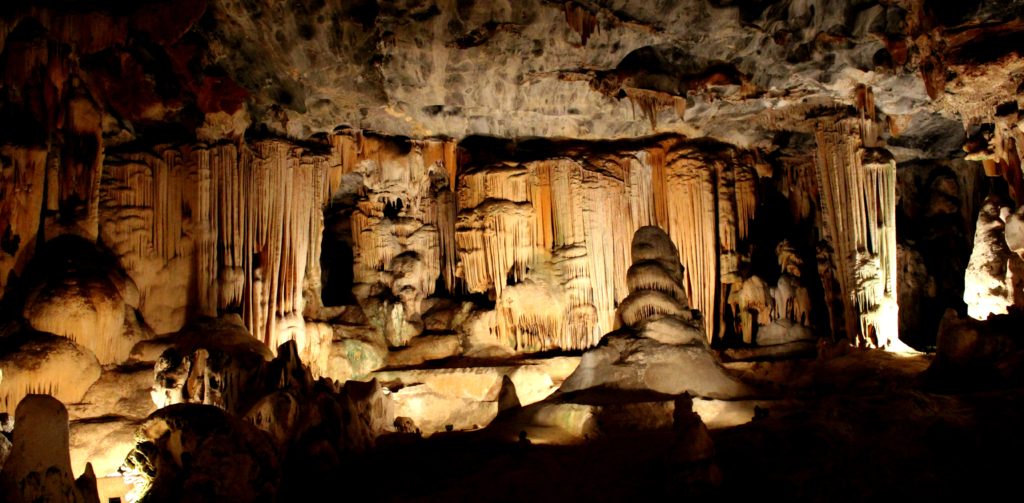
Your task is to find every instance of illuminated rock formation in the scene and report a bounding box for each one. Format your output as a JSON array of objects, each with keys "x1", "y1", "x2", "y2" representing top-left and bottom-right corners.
[
  {"x1": 120, "y1": 404, "x2": 280, "y2": 503},
  {"x1": 21, "y1": 236, "x2": 146, "y2": 365},
  {"x1": 149, "y1": 317, "x2": 274, "y2": 415},
  {"x1": 813, "y1": 119, "x2": 901, "y2": 349},
  {"x1": 964, "y1": 195, "x2": 1024, "y2": 320},
  {"x1": 0, "y1": 328, "x2": 101, "y2": 415},
  {"x1": 0, "y1": 395, "x2": 99, "y2": 503},
  {"x1": 560, "y1": 226, "x2": 749, "y2": 398},
  {"x1": 124, "y1": 340, "x2": 392, "y2": 502}
]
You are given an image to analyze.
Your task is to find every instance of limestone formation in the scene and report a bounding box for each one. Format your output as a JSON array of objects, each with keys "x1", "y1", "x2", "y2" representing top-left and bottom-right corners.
[
  {"x1": 964, "y1": 196, "x2": 1023, "y2": 320},
  {"x1": 560, "y1": 226, "x2": 750, "y2": 398},
  {"x1": 0, "y1": 395, "x2": 99, "y2": 503},
  {"x1": 814, "y1": 120, "x2": 901, "y2": 348},
  {"x1": 0, "y1": 328, "x2": 102, "y2": 415},
  {"x1": 149, "y1": 317, "x2": 273, "y2": 415},
  {"x1": 119, "y1": 404, "x2": 280, "y2": 503},
  {"x1": 21, "y1": 236, "x2": 147, "y2": 365},
  {"x1": 0, "y1": 1, "x2": 1022, "y2": 500}
]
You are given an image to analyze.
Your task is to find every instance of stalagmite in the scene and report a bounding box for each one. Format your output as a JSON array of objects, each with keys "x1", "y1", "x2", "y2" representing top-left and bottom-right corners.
[
  {"x1": 964, "y1": 196, "x2": 1019, "y2": 320},
  {"x1": 0, "y1": 395, "x2": 99, "y2": 503},
  {"x1": 560, "y1": 226, "x2": 749, "y2": 398}
]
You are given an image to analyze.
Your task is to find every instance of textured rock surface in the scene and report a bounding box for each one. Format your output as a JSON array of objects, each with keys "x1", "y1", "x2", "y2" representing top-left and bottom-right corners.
[
  {"x1": 21, "y1": 236, "x2": 146, "y2": 365},
  {"x1": 0, "y1": 328, "x2": 102, "y2": 415},
  {"x1": 964, "y1": 195, "x2": 1023, "y2": 320},
  {"x1": 0, "y1": 395, "x2": 98, "y2": 503},
  {"x1": 560, "y1": 334, "x2": 751, "y2": 398},
  {"x1": 560, "y1": 226, "x2": 750, "y2": 398},
  {"x1": 120, "y1": 404, "x2": 280, "y2": 503}
]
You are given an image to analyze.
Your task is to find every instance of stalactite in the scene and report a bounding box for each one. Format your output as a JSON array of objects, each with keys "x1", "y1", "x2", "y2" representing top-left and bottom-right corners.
[
  {"x1": 734, "y1": 165, "x2": 757, "y2": 241},
  {"x1": 813, "y1": 119, "x2": 900, "y2": 348},
  {"x1": 563, "y1": 1, "x2": 599, "y2": 46},
  {"x1": 664, "y1": 150, "x2": 718, "y2": 342},
  {"x1": 623, "y1": 87, "x2": 687, "y2": 130},
  {"x1": 52, "y1": 85, "x2": 104, "y2": 240}
]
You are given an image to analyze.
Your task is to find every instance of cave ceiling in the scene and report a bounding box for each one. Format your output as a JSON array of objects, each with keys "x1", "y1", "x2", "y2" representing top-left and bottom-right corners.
[{"x1": 3, "y1": 0, "x2": 1022, "y2": 158}]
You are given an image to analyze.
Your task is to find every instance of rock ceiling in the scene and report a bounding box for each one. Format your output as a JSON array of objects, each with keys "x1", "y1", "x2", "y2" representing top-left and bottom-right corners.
[{"x1": 2, "y1": 0, "x2": 1022, "y2": 156}]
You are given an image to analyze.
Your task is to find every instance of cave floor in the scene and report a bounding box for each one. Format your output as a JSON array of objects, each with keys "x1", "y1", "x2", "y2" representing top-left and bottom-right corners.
[{"x1": 320, "y1": 349, "x2": 1024, "y2": 502}]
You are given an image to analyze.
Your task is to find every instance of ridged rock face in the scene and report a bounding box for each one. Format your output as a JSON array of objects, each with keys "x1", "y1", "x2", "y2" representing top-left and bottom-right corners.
[{"x1": 0, "y1": 0, "x2": 1019, "y2": 362}]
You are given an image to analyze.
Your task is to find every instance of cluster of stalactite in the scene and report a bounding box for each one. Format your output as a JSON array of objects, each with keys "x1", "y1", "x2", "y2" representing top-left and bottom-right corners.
[
  {"x1": 338, "y1": 133, "x2": 457, "y2": 341},
  {"x1": 6, "y1": 126, "x2": 844, "y2": 356},
  {"x1": 455, "y1": 139, "x2": 758, "y2": 349},
  {"x1": 0, "y1": 146, "x2": 47, "y2": 295},
  {"x1": 813, "y1": 118, "x2": 899, "y2": 348},
  {"x1": 623, "y1": 87, "x2": 688, "y2": 130},
  {"x1": 563, "y1": 1, "x2": 599, "y2": 46},
  {"x1": 100, "y1": 141, "x2": 332, "y2": 349},
  {"x1": 100, "y1": 131, "x2": 462, "y2": 352}
]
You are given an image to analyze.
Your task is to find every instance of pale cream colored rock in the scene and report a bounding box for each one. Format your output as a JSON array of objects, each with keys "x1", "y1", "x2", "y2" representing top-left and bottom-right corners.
[
  {"x1": 0, "y1": 395, "x2": 98, "y2": 503},
  {"x1": 639, "y1": 317, "x2": 706, "y2": 346},
  {"x1": 561, "y1": 334, "x2": 750, "y2": 399},
  {"x1": 388, "y1": 384, "x2": 498, "y2": 435},
  {"x1": 965, "y1": 196, "x2": 1019, "y2": 320},
  {"x1": 0, "y1": 331, "x2": 102, "y2": 415},
  {"x1": 22, "y1": 266, "x2": 134, "y2": 366},
  {"x1": 386, "y1": 335, "x2": 462, "y2": 368},
  {"x1": 69, "y1": 418, "x2": 140, "y2": 478},
  {"x1": 67, "y1": 364, "x2": 155, "y2": 421}
]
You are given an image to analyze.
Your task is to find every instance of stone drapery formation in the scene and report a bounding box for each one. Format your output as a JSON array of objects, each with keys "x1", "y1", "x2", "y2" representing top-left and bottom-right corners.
[
  {"x1": 455, "y1": 138, "x2": 758, "y2": 350},
  {"x1": 101, "y1": 140, "x2": 330, "y2": 349},
  {"x1": 97, "y1": 132, "x2": 458, "y2": 353},
  {"x1": 813, "y1": 119, "x2": 899, "y2": 349}
]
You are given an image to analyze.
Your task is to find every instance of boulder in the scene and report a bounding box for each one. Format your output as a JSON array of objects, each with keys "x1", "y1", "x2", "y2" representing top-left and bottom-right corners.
[
  {"x1": 69, "y1": 417, "x2": 140, "y2": 478},
  {"x1": 120, "y1": 404, "x2": 280, "y2": 503},
  {"x1": 21, "y1": 235, "x2": 146, "y2": 365},
  {"x1": 68, "y1": 363, "x2": 155, "y2": 421},
  {"x1": 0, "y1": 329, "x2": 102, "y2": 414}
]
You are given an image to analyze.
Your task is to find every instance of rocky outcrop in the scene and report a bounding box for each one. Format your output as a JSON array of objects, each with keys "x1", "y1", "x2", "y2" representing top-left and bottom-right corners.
[{"x1": 120, "y1": 403, "x2": 279, "y2": 503}]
